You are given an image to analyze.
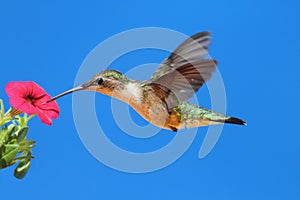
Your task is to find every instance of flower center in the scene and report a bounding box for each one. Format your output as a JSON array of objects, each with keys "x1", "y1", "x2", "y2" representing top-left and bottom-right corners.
[{"x1": 26, "y1": 94, "x2": 35, "y2": 104}]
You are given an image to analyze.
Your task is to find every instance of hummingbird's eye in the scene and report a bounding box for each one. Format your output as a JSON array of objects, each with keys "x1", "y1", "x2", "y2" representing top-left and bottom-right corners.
[{"x1": 97, "y1": 78, "x2": 103, "y2": 85}]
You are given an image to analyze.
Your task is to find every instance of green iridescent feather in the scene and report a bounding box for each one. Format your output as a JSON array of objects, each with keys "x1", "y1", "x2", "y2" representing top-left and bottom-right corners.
[
  {"x1": 173, "y1": 102, "x2": 230, "y2": 123},
  {"x1": 100, "y1": 70, "x2": 128, "y2": 82}
]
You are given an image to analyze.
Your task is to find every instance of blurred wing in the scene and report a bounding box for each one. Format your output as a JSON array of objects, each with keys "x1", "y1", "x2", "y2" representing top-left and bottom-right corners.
[
  {"x1": 150, "y1": 31, "x2": 212, "y2": 81},
  {"x1": 147, "y1": 31, "x2": 217, "y2": 111}
]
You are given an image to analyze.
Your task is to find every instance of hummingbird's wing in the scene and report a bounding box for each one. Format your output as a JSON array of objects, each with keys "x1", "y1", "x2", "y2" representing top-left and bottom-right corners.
[
  {"x1": 149, "y1": 31, "x2": 213, "y2": 81},
  {"x1": 146, "y1": 31, "x2": 217, "y2": 112}
]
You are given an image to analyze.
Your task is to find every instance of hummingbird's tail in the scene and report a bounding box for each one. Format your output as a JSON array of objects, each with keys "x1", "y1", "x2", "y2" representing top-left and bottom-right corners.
[
  {"x1": 195, "y1": 111, "x2": 246, "y2": 127},
  {"x1": 199, "y1": 110, "x2": 246, "y2": 126},
  {"x1": 215, "y1": 116, "x2": 246, "y2": 126},
  {"x1": 173, "y1": 102, "x2": 246, "y2": 128}
]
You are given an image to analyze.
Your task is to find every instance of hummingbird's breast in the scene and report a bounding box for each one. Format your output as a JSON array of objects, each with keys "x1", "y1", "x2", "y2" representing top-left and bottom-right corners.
[
  {"x1": 130, "y1": 90, "x2": 170, "y2": 129},
  {"x1": 112, "y1": 81, "x2": 172, "y2": 129}
]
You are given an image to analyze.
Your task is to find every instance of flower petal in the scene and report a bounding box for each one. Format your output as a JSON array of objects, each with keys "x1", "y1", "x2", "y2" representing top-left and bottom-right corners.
[
  {"x1": 37, "y1": 102, "x2": 60, "y2": 119},
  {"x1": 5, "y1": 82, "x2": 28, "y2": 98},
  {"x1": 35, "y1": 107, "x2": 53, "y2": 125},
  {"x1": 9, "y1": 97, "x2": 37, "y2": 115},
  {"x1": 34, "y1": 94, "x2": 60, "y2": 119}
]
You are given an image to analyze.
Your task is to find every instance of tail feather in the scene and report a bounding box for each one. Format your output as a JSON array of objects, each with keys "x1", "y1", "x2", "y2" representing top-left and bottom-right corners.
[
  {"x1": 224, "y1": 117, "x2": 246, "y2": 126},
  {"x1": 210, "y1": 116, "x2": 246, "y2": 126}
]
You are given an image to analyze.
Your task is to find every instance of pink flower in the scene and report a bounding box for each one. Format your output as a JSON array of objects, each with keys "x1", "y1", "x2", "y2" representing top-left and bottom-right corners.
[{"x1": 5, "y1": 81, "x2": 60, "y2": 125}]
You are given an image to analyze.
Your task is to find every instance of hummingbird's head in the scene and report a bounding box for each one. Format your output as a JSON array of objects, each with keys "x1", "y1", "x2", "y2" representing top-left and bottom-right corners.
[{"x1": 47, "y1": 69, "x2": 128, "y2": 102}]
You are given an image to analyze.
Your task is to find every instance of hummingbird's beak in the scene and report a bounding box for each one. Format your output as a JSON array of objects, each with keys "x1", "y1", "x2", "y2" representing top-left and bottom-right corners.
[{"x1": 47, "y1": 86, "x2": 85, "y2": 103}]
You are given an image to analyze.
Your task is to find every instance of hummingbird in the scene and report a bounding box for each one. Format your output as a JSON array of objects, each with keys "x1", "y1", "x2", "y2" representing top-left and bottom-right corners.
[{"x1": 48, "y1": 31, "x2": 246, "y2": 132}]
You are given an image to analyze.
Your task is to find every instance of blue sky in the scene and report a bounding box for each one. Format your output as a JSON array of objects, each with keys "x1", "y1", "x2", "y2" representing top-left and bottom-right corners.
[{"x1": 1, "y1": 0, "x2": 300, "y2": 199}]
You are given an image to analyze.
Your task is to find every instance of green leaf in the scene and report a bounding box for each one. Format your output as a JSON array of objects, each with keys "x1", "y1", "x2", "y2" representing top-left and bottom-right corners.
[
  {"x1": 18, "y1": 116, "x2": 26, "y2": 127},
  {"x1": 7, "y1": 124, "x2": 19, "y2": 141},
  {"x1": 0, "y1": 144, "x2": 19, "y2": 169},
  {"x1": 16, "y1": 127, "x2": 29, "y2": 143},
  {"x1": 0, "y1": 128, "x2": 7, "y2": 147},
  {"x1": 0, "y1": 117, "x2": 12, "y2": 127},
  {"x1": 0, "y1": 125, "x2": 17, "y2": 148},
  {"x1": 14, "y1": 157, "x2": 31, "y2": 179},
  {"x1": 0, "y1": 124, "x2": 18, "y2": 143},
  {"x1": 0, "y1": 99, "x2": 4, "y2": 118}
]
